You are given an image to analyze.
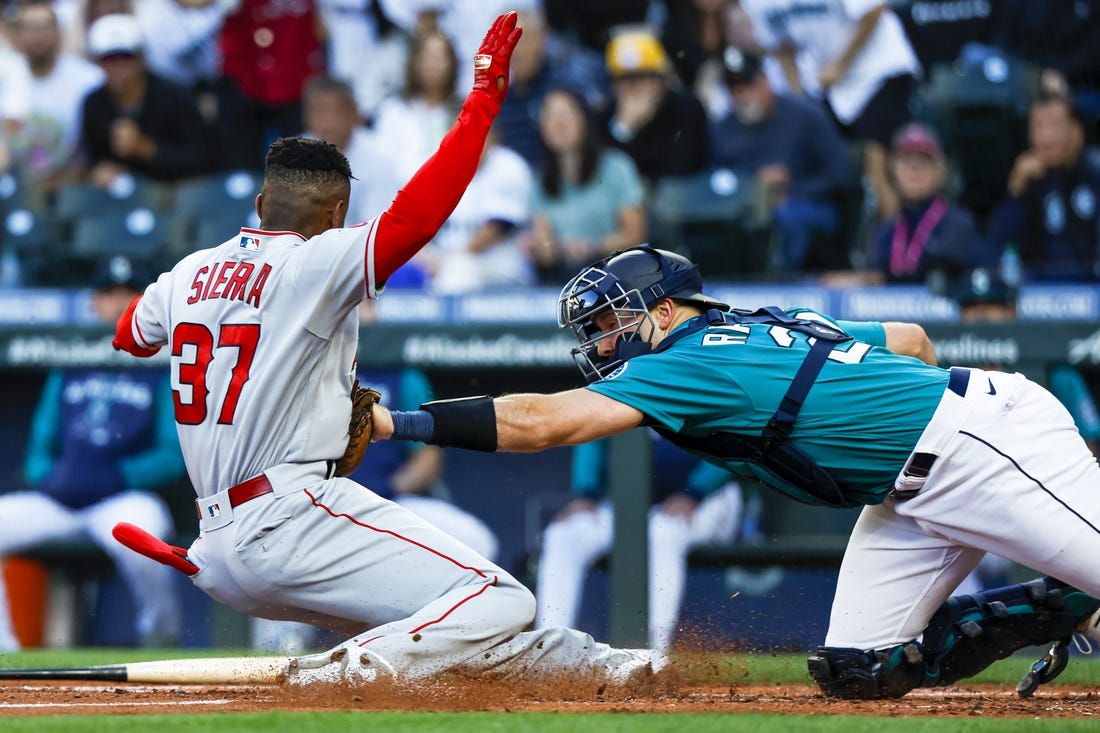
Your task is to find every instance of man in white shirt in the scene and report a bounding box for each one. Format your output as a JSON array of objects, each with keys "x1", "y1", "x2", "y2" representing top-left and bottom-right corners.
[
  {"x1": 740, "y1": 0, "x2": 921, "y2": 219},
  {"x1": 7, "y1": 3, "x2": 66, "y2": 188}
]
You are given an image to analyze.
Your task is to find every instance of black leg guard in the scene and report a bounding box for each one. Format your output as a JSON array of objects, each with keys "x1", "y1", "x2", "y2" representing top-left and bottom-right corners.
[
  {"x1": 807, "y1": 643, "x2": 926, "y2": 699},
  {"x1": 921, "y1": 576, "x2": 1100, "y2": 687},
  {"x1": 808, "y1": 576, "x2": 1100, "y2": 700}
]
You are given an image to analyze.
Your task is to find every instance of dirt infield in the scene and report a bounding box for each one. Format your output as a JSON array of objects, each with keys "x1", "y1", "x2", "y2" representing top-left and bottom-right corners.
[{"x1": 3, "y1": 675, "x2": 1098, "y2": 718}]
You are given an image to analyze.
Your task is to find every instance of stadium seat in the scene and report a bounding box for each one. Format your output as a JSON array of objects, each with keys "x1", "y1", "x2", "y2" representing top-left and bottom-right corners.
[
  {"x1": 911, "y1": 54, "x2": 1037, "y2": 218},
  {"x1": 648, "y1": 168, "x2": 771, "y2": 279},
  {"x1": 2, "y1": 205, "x2": 65, "y2": 286},
  {"x1": 169, "y1": 170, "x2": 261, "y2": 254},
  {"x1": 54, "y1": 176, "x2": 162, "y2": 223},
  {"x1": 70, "y1": 207, "x2": 168, "y2": 263}
]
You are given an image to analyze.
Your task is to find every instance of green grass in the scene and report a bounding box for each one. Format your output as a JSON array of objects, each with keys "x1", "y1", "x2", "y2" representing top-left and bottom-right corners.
[{"x1": 2, "y1": 648, "x2": 1098, "y2": 731}]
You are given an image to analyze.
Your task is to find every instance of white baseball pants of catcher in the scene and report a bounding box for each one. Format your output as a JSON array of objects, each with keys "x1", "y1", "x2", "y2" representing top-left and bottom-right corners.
[
  {"x1": 0, "y1": 490, "x2": 180, "y2": 649},
  {"x1": 535, "y1": 483, "x2": 744, "y2": 652},
  {"x1": 188, "y1": 473, "x2": 653, "y2": 680},
  {"x1": 826, "y1": 368, "x2": 1100, "y2": 650}
]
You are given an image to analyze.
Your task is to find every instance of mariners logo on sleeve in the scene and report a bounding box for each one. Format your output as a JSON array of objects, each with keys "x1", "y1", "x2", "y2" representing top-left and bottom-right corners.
[
  {"x1": 239, "y1": 235, "x2": 262, "y2": 251},
  {"x1": 605, "y1": 362, "x2": 629, "y2": 380}
]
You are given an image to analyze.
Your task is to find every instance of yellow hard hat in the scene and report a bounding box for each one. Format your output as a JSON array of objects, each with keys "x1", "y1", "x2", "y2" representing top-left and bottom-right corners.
[{"x1": 606, "y1": 31, "x2": 670, "y2": 77}]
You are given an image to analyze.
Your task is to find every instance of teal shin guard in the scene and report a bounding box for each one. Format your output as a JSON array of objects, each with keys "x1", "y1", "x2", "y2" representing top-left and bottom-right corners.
[
  {"x1": 808, "y1": 577, "x2": 1100, "y2": 699},
  {"x1": 922, "y1": 576, "x2": 1100, "y2": 687}
]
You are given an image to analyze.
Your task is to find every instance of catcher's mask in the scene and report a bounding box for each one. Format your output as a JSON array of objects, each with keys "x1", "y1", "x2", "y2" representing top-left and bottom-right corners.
[{"x1": 557, "y1": 244, "x2": 730, "y2": 383}]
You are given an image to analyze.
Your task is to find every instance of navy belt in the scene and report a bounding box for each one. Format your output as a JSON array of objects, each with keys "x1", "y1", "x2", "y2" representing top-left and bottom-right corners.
[
  {"x1": 946, "y1": 366, "x2": 970, "y2": 398},
  {"x1": 895, "y1": 368, "x2": 972, "y2": 497}
]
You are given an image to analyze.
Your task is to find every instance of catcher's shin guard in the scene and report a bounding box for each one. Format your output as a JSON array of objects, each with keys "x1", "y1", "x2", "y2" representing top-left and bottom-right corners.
[
  {"x1": 920, "y1": 576, "x2": 1099, "y2": 687},
  {"x1": 808, "y1": 576, "x2": 1100, "y2": 700}
]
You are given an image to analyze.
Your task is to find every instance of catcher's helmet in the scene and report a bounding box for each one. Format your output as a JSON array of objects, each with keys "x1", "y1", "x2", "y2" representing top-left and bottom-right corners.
[{"x1": 557, "y1": 244, "x2": 729, "y2": 382}]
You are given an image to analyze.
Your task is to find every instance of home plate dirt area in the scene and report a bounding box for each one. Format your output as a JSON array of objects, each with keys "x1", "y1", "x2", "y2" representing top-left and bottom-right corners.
[{"x1": 2, "y1": 675, "x2": 1099, "y2": 718}]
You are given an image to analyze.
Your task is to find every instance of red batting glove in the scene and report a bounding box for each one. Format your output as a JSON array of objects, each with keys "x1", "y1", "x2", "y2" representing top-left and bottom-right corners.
[{"x1": 472, "y1": 11, "x2": 523, "y2": 103}]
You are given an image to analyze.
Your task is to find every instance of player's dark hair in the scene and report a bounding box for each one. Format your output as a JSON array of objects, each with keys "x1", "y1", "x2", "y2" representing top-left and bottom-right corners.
[{"x1": 265, "y1": 136, "x2": 354, "y2": 187}]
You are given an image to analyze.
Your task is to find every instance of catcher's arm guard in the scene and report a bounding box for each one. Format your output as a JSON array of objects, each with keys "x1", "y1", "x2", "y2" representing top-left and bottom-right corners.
[{"x1": 334, "y1": 380, "x2": 382, "y2": 477}]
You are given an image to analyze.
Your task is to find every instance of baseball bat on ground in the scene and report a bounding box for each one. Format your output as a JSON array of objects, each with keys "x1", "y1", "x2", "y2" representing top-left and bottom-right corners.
[{"x1": 0, "y1": 656, "x2": 294, "y2": 684}]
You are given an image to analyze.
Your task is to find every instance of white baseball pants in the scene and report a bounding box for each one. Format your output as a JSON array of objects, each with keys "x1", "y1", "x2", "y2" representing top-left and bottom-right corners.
[
  {"x1": 189, "y1": 475, "x2": 651, "y2": 679},
  {"x1": 826, "y1": 369, "x2": 1100, "y2": 650}
]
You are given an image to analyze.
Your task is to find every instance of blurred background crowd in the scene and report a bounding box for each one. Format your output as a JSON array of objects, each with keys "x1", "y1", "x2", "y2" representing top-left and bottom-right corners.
[{"x1": 0, "y1": 0, "x2": 1096, "y2": 299}]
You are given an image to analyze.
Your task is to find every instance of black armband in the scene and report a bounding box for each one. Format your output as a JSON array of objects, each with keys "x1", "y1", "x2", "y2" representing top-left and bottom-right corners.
[{"x1": 421, "y1": 396, "x2": 498, "y2": 452}]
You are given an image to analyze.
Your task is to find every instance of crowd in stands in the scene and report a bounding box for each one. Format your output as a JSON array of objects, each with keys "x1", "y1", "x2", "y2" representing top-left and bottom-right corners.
[{"x1": 0, "y1": 0, "x2": 1098, "y2": 294}]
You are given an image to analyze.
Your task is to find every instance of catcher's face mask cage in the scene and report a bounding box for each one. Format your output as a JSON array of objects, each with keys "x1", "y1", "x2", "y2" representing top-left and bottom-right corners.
[{"x1": 557, "y1": 264, "x2": 655, "y2": 383}]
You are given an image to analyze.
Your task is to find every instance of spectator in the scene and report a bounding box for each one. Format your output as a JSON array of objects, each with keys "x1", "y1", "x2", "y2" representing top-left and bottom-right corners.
[
  {"x1": 371, "y1": 28, "x2": 460, "y2": 209},
  {"x1": 219, "y1": 0, "x2": 325, "y2": 170},
  {"x1": 379, "y1": 0, "x2": 513, "y2": 95},
  {"x1": 9, "y1": 1, "x2": 103, "y2": 199},
  {"x1": 527, "y1": 86, "x2": 647, "y2": 283},
  {"x1": 739, "y1": 0, "x2": 921, "y2": 220},
  {"x1": 0, "y1": 12, "x2": 33, "y2": 176},
  {"x1": 708, "y1": 47, "x2": 852, "y2": 274},
  {"x1": 599, "y1": 28, "x2": 709, "y2": 182},
  {"x1": 426, "y1": 129, "x2": 535, "y2": 294},
  {"x1": 868, "y1": 122, "x2": 985, "y2": 286},
  {"x1": 301, "y1": 75, "x2": 387, "y2": 225},
  {"x1": 134, "y1": 0, "x2": 255, "y2": 172},
  {"x1": 494, "y1": 6, "x2": 604, "y2": 170},
  {"x1": 0, "y1": 255, "x2": 186, "y2": 651},
  {"x1": 536, "y1": 430, "x2": 744, "y2": 654},
  {"x1": 79, "y1": 13, "x2": 211, "y2": 186},
  {"x1": 986, "y1": 92, "x2": 1100, "y2": 282}
]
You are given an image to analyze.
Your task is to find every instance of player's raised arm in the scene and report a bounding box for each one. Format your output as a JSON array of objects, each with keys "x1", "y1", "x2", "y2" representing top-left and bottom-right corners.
[{"x1": 371, "y1": 11, "x2": 522, "y2": 284}]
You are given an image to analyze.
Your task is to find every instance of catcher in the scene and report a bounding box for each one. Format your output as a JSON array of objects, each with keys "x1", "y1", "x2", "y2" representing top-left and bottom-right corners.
[
  {"x1": 110, "y1": 12, "x2": 658, "y2": 686},
  {"x1": 375, "y1": 243, "x2": 1100, "y2": 699}
]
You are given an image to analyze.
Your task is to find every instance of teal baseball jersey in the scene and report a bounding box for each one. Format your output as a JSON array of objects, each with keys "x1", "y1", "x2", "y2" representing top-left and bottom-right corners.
[{"x1": 586, "y1": 308, "x2": 951, "y2": 505}]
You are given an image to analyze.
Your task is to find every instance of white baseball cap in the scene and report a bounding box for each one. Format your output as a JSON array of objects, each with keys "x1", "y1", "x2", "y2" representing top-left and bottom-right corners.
[{"x1": 87, "y1": 13, "x2": 143, "y2": 58}]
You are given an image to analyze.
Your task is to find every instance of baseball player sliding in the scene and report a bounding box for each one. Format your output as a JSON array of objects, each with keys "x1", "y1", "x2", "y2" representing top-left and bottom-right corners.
[
  {"x1": 110, "y1": 12, "x2": 656, "y2": 685},
  {"x1": 375, "y1": 243, "x2": 1100, "y2": 699}
]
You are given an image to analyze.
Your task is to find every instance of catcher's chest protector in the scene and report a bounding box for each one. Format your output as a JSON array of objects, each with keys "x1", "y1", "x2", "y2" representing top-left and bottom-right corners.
[{"x1": 653, "y1": 308, "x2": 858, "y2": 508}]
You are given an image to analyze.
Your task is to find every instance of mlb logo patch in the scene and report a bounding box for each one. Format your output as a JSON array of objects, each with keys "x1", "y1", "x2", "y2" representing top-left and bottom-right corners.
[
  {"x1": 239, "y1": 235, "x2": 262, "y2": 251},
  {"x1": 207, "y1": 502, "x2": 222, "y2": 518}
]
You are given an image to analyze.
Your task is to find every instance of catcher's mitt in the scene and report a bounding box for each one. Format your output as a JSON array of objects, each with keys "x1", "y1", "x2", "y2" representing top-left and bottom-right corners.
[{"x1": 334, "y1": 379, "x2": 382, "y2": 477}]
